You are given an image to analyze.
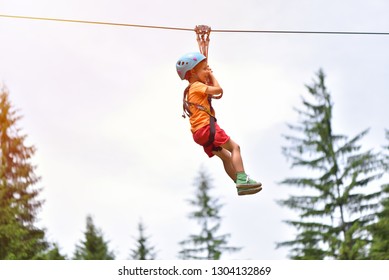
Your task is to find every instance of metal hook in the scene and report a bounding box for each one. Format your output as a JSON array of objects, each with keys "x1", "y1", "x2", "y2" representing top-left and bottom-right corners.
[{"x1": 195, "y1": 25, "x2": 211, "y2": 58}]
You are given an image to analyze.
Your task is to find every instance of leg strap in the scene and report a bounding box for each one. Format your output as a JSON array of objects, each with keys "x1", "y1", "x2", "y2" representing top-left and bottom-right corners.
[{"x1": 204, "y1": 116, "x2": 222, "y2": 152}]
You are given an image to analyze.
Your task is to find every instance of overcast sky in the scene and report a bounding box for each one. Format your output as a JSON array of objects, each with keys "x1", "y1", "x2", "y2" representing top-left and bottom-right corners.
[{"x1": 1, "y1": 0, "x2": 388, "y2": 259}]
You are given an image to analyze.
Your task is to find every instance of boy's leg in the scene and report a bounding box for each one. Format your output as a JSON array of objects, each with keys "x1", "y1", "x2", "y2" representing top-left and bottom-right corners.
[
  {"x1": 220, "y1": 139, "x2": 262, "y2": 195},
  {"x1": 212, "y1": 148, "x2": 236, "y2": 181},
  {"x1": 219, "y1": 139, "x2": 245, "y2": 173}
]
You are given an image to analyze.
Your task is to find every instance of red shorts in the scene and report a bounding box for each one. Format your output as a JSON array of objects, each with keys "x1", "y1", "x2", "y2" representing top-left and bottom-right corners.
[{"x1": 192, "y1": 122, "x2": 230, "y2": 158}]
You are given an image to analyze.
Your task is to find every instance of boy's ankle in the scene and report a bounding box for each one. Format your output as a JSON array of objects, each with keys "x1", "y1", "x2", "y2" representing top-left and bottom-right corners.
[
  {"x1": 236, "y1": 172, "x2": 261, "y2": 186},
  {"x1": 236, "y1": 172, "x2": 247, "y2": 183}
]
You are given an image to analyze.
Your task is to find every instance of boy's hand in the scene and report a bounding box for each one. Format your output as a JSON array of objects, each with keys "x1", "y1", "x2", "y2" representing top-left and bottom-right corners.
[
  {"x1": 206, "y1": 65, "x2": 214, "y2": 85},
  {"x1": 204, "y1": 65, "x2": 223, "y2": 97}
]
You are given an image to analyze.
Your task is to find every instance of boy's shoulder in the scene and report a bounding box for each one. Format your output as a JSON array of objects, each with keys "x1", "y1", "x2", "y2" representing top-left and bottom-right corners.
[{"x1": 189, "y1": 81, "x2": 207, "y2": 94}]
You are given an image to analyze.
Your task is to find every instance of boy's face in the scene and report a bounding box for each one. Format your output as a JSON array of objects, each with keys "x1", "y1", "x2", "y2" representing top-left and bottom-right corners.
[{"x1": 192, "y1": 60, "x2": 210, "y2": 83}]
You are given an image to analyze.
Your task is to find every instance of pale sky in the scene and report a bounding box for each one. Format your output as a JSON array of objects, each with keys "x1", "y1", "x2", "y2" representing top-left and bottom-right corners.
[{"x1": 1, "y1": 0, "x2": 388, "y2": 259}]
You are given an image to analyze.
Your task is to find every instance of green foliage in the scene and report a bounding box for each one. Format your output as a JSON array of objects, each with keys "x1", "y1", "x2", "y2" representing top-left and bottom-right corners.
[
  {"x1": 73, "y1": 215, "x2": 115, "y2": 260},
  {"x1": 369, "y1": 130, "x2": 389, "y2": 259},
  {"x1": 36, "y1": 243, "x2": 67, "y2": 260},
  {"x1": 179, "y1": 170, "x2": 240, "y2": 259},
  {"x1": 278, "y1": 70, "x2": 383, "y2": 259},
  {"x1": 369, "y1": 185, "x2": 389, "y2": 259},
  {"x1": 0, "y1": 87, "x2": 47, "y2": 259},
  {"x1": 129, "y1": 220, "x2": 157, "y2": 260}
]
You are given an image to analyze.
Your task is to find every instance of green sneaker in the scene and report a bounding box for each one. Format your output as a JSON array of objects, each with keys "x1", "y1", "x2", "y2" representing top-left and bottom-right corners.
[{"x1": 236, "y1": 172, "x2": 262, "y2": 196}]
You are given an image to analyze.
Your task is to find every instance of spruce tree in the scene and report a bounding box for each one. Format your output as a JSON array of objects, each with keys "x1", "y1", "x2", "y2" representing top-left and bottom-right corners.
[
  {"x1": 369, "y1": 130, "x2": 389, "y2": 259},
  {"x1": 73, "y1": 215, "x2": 115, "y2": 260},
  {"x1": 37, "y1": 243, "x2": 67, "y2": 260},
  {"x1": 179, "y1": 170, "x2": 240, "y2": 259},
  {"x1": 278, "y1": 70, "x2": 383, "y2": 259},
  {"x1": 129, "y1": 220, "x2": 157, "y2": 260},
  {"x1": 0, "y1": 87, "x2": 47, "y2": 259}
]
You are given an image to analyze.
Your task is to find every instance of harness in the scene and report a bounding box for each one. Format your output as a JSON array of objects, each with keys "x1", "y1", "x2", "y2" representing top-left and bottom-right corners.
[{"x1": 182, "y1": 85, "x2": 219, "y2": 149}]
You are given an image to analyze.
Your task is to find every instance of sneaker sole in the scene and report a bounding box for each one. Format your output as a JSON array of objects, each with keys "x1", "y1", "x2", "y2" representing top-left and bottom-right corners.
[
  {"x1": 236, "y1": 182, "x2": 262, "y2": 189},
  {"x1": 237, "y1": 186, "x2": 262, "y2": 196}
]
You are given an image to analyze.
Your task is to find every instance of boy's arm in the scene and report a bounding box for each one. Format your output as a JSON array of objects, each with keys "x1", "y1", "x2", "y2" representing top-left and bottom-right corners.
[{"x1": 205, "y1": 72, "x2": 223, "y2": 96}]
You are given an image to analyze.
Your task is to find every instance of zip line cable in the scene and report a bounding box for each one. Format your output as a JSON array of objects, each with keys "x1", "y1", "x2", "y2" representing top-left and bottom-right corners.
[
  {"x1": 0, "y1": 14, "x2": 193, "y2": 31},
  {"x1": 1, "y1": 14, "x2": 389, "y2": 36}
]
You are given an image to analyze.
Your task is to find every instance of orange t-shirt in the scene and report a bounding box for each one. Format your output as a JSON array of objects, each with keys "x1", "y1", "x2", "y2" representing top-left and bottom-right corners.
[{"x1": 187, "y1": 81, "x2": 214, "y2": 133}]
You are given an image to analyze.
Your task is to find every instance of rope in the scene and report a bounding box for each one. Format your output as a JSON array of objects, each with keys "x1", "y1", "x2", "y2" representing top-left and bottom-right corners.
[
  {"x1": 0, "y1": 14, "x2": 193, "y2": 31},
  {"x1": 1, "y1": 14, "x2": 389, "y2": 36},
  {"x1": 212, "y1": 29, "x2": 389, "y2": 36}
]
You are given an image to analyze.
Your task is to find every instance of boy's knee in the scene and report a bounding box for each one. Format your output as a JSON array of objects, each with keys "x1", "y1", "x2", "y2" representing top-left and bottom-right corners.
[
  {"x1": 214, "y1": 149, "x2": 231, "y2": 160},
  {"x1": 222, "y1": 139, "x2": 240, "y2": 153}
]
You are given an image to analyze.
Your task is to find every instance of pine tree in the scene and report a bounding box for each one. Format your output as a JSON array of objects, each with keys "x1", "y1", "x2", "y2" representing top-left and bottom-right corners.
[
  {"x1": 369, "y1": 130, "x2": 389, "y2": 259},
  {"x1": 278, "y1": 70, "x2": 383, "y2": 259},
  {"x1": 129, "y1": 220, "x2": 157, "y2": 260},
  {"x1": 179, "y1": 170, "x2": 240, "y2": 259},
  {"x1": 0, "y1": 86, "x2": 47, "y2": 259},
  {"x1": 73, "y1": 215, "x2": 115, "y2": 260},
  {"x1": 37, "y1": 243, "x2": 67, "y2": 260}
]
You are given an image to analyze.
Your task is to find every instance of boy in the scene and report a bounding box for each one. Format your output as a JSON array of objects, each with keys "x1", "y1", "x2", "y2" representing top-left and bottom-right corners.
[{"x1": 176, "y1": 52, "x2": 262, "y2": 196}]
